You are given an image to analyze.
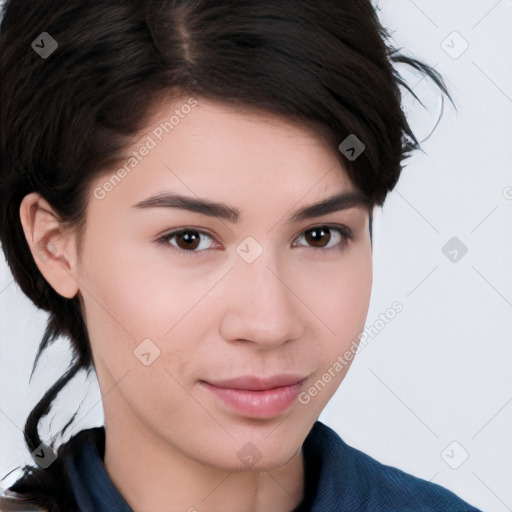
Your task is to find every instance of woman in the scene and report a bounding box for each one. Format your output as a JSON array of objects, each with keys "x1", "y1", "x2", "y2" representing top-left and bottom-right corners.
[{"x1": 0, "y1": 0, "x2": 484, "y2": 511}]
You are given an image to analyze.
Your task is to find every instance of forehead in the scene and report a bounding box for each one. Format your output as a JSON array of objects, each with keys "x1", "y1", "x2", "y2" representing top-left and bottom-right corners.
[{"x1": 87, "y1": 96, "x2": 358, "y2": 215}]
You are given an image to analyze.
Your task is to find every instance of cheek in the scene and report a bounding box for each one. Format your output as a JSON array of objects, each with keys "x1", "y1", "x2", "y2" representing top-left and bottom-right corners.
[
  {"x1": 76, "y1": 237, "x2": 223, "y2": 401},
  {"x1": 78, "y1": 247, "x2": 201, "y2": 422},
  {"x1": 78, "y1": 236, "x2": 215, "y2": 342},
  {"x1": 301, "y1": 245, "x2": 372, "y2": 346},
  {"x1": 293, "y1": 247, "x2": 372, "y2": 413}
]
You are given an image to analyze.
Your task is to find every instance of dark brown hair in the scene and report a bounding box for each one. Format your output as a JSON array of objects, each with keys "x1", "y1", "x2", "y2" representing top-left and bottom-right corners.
[{"x1": 0, "y1": 0, "x2": 451, "y2": 509}]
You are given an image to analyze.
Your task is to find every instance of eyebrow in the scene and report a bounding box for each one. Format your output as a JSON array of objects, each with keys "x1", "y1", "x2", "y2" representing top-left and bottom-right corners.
[{"x1": 132, "y1": 190, "x2": 370, "y2": 223}]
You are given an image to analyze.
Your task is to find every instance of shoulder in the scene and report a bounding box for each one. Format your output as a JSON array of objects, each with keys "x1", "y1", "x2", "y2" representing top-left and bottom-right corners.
[
  {"x1": 345, "y1": 448, "x2": 480, "y2": 511},
  {"x1": 0, "y1": 427, "x2": 105, "y2": 512},
  {"x1": 308, "y1": 422, "x2": 482, "y2": 511}
]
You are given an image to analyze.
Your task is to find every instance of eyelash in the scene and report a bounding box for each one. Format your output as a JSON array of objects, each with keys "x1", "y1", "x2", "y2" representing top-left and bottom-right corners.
[{"x1": 155, "y1": 224, "x2": 354, "y2": 259}]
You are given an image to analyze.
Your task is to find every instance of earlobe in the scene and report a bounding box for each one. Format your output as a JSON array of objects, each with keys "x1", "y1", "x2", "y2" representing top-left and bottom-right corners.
[{"x1": 19, "y1": 192, "x2": 80, "y2": 299}]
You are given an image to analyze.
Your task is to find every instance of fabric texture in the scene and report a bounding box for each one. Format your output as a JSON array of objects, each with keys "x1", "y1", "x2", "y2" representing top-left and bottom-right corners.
[{"x1": 2, "y1": 420, "x2": 483, "y2": 511}]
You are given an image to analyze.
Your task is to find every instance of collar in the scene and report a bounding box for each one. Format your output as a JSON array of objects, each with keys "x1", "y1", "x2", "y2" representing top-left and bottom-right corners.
[
  {"x1": 61, "y1": 428, "x2": 132, "y2": 512},
  {"x1": 60, "y1": 421, "x2": 337, "y2": 512}
]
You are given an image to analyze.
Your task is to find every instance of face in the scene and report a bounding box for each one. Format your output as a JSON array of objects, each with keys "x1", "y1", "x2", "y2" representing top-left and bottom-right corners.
[{"x1": 71, "y1": 96, "x2": 373, "y2": 470}]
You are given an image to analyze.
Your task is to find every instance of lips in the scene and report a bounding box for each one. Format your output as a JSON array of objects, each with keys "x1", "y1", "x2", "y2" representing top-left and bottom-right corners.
[
  {"x1": 200, "y1": 374, "x2": 308, "y2": 418},
  {"x1": 203, "y1": 374, "x2": 307, "y2": 391}
]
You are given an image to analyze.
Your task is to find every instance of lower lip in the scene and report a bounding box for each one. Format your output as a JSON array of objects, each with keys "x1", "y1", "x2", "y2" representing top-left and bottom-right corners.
[{"x1": 200, "y1": 381, "x2": 304, "y2": 418}]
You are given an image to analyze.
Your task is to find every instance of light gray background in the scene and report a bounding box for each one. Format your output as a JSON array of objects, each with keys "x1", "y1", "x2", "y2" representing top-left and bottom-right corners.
[{"x1": 1, "y1": 1, "x2": 511, "y2": 510}]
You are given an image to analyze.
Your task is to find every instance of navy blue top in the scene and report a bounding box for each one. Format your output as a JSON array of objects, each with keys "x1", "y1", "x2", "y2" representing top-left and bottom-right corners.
[{"x1": 56, "y1": 420, "x2": 481, "y2": 511}]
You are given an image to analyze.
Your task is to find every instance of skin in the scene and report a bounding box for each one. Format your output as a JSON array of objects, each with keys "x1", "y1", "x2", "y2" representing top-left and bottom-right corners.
[{"x1": 20, "y1": 97, "x2": 373, "y2": 512}]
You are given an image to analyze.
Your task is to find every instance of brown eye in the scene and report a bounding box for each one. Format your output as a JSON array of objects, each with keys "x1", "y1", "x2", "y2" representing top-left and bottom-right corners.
[
  {"x1": 294, "y1": 225, "x2": 352, "y2": 252},
  {"x1": 304, "y1": 227, "x2": 332, "y2": 248},
  {"x1": 158, "y1": 229, "x2": 217, "y2": 256},
  {"x1": 173, "y1": 230, "x2": 202, "y2": 250}
]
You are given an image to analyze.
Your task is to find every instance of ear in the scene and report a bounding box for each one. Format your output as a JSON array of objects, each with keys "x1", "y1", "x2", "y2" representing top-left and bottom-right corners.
[{"x1": 19, "y1": 192, "x2": 80, "y2": 299}]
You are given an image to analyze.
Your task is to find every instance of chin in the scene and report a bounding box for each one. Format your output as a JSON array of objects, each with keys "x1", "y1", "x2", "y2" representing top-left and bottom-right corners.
[{"x1": 190, "y1": 429, "x2": 302, "y2": 472}]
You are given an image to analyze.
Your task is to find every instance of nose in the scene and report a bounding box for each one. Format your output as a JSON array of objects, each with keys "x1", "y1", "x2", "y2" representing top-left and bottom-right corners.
[{"x1": 218, "y1": 248, "x2": 305, "y2": 349}]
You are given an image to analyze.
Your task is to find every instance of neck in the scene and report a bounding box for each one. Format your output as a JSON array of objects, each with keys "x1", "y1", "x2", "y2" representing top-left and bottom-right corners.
[{"x1": 102, "y1": 403, "x2": 305, "y2": 512}]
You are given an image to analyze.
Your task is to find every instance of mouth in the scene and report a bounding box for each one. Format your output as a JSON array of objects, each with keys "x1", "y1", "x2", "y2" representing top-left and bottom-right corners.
[{"x1": 199, "y1": 374, "x2": 307, "y2": 418}]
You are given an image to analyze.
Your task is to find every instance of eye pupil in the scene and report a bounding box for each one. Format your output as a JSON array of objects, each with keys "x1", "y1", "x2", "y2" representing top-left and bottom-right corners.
[
  {"x1": 305, "y1": 227, "x2": 330, "y2": 247},
  {"x1": 176, "y1": 230, "x2": 201, "y2": 250}
]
